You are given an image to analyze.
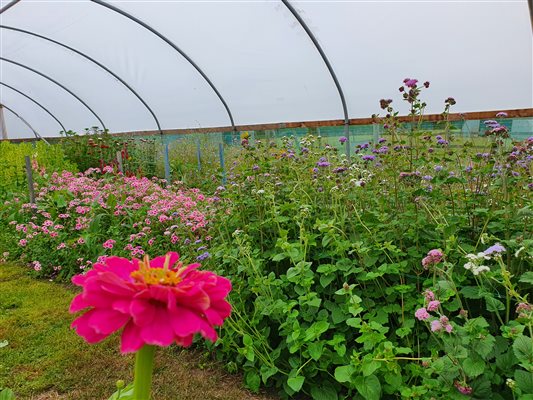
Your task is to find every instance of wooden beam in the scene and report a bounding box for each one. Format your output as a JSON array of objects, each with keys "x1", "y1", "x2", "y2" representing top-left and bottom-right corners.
[{"x1": 2, "y1": 107, "x2": 532, "y2": 142}]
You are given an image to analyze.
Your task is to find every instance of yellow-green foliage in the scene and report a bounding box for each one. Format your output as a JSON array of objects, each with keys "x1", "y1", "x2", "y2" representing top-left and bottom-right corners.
[{"x1": 0, "y1": 141, "x2": 77, "y2": 197}]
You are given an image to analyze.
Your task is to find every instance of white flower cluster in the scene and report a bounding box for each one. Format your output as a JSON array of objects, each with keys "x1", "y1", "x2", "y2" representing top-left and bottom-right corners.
[{"x1": 463, "y1": 252, "x2": 491, "y2": 276}]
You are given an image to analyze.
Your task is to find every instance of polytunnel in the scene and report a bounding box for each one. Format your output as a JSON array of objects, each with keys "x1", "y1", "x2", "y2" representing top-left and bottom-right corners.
[{"x1": 0, "y1": 0, "x2": 532, "y2": 140}]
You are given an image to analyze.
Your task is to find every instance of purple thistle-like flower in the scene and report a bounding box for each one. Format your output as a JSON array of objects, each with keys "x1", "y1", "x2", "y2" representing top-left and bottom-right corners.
[
  {"x1": 378, "y1": 137, "x2": 387, "y2": 144},
  {"x1": 422, "y1": 175, "x2": 432, "y2": 181},
  {"x1": 316, "y1": 157, "x2": 331, "y2": 167},
  {"x1": 436, "y1": 135, "x2": 443, "y2": 140},
  {"x1": 404, "y1": 78, "x2": 418, "y2": 88},
  {"x1": 437, "y1": 139, "x2": 449, "y2": 145},
  {"x1": 434, "y1": 165, "x2": 443, "y2": 172},
  {"x1": 362, "y1": 155, "x2": 376, "y2": 161},
  {"x1": 484, "y1": 243, "x2": 506, "y2": 255},
  {"x1": 339, "y1": 136, "x2": 347, "y2": 144}
]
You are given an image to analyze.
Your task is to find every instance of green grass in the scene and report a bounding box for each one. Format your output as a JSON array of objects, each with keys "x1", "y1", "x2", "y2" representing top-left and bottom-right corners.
[{"x1": 0, "y1": 263, "x2": 273, "y2": 400}]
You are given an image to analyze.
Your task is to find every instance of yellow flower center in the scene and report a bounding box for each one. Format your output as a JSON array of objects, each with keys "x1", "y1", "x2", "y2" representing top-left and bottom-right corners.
[{"x1": 131, "y1": 254, "x2": 182, "y2": 286}]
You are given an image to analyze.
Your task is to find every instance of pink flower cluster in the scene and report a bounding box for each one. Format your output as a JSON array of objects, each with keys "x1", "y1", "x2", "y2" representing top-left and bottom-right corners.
[
  {"x1": 421, "y1": 249, "x2": 444, "y2": 269},
  {"x1": 415, "y1": 290, "x2": 452, "y2": 333},
  {"x1": 11, "y1": 169, "x2": 215, "y2": 275}
]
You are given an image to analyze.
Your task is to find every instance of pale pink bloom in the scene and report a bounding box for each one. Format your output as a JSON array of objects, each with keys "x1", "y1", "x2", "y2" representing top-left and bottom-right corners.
[
  {"x1": 424, "y1": 290, "x2": 435, "y2": 301},
  {"x1": 415, "y1": 308, "x2": 430, "y2": 321},
  {"x1": 70, "y1": 252, "x2": 232, "y2": 353},
  {"x1": 19, "y1": 239, "x2": 27, "y2": 247},
  {"x1": 430, "y1": 320, "x2": 442, "y2": 332},
  {"x1": 427, "y1": 300, "x2": 440, "y2": 312}
]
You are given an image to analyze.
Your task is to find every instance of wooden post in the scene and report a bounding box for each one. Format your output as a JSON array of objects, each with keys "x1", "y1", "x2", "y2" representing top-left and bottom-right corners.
[
  {"x1": 24, "y1": 156, "x2": 35, "y2": 204},
  {"x1": 116, "y1": 151, "x2": 124, "y2": 174},
  {"x1": 196, "y1": 139, "x2": 202, "y2": 171},
  {"x1": 218, "y1": 143, "x2": 226, "y2": 185},
  {"x1": 0, "y1": 105, "x2": 7, "y2": 140}
]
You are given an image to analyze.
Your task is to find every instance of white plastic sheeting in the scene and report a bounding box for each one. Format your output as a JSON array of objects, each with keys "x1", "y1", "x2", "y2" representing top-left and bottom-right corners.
[{"x1": 0, "y1": 0, "x2": 531, "y2": 138}]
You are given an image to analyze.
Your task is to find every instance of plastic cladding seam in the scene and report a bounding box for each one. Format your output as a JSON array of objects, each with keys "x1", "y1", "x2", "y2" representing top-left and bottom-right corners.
[
  {"x1": 89, "y1": 0, "x2": 237, "y2": 132},
  {"x1": 0, "y1": 81, "x2": 67, "y2": 132},
  {"x1": 0, "y1": 57, "x2": 107, "y2": 131}
]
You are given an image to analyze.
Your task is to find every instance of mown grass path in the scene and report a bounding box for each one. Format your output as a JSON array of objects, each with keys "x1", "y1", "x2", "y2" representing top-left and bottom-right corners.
[{"x1": 0, "y1": 263, "x2": 272, "y2": 400}]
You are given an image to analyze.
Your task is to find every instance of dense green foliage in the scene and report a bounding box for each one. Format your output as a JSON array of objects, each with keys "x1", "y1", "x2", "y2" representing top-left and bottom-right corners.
[
  {"x1": 0, "y1": 80, "x2": 531, "y2": 399},
  {"x1": 0, "y1": 141, "x2": 76, "y2": 198}
]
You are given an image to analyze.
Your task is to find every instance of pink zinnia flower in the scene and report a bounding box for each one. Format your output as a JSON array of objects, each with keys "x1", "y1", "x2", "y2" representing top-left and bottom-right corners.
[
  {"x1": 70, "y1": 252, "x2": 232, "y2": 353},
  {"x1": 415, "y1": 308, "x2": 430, "y2": 321},
  {"x1": 427, "y1": 300, "x2": 440, "y2": 312}
]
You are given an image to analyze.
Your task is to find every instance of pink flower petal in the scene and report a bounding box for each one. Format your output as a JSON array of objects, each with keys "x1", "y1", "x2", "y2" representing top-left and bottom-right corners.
[
  {"x1": 120, "y1": 320, "x2": 144, "y2": 353},
  {"x1": 88, "y1": 308, "x2": 130, "y2": 335}
]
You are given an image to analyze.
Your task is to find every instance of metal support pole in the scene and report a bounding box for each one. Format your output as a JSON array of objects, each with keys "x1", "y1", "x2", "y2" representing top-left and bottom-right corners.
[
  {"x1": 218, "y1": 143, "x2": 226, "y2": 185},
  {"x1": 24, "y1": 156, "x2": 35, "y2": 204},
  {"x1": 344, "y1": 123, "x2": 351, "y2": 161},
  {"x1": 164, "y1": 143, "x2": 171, "y2": 184},
  {"x1": 196, "y1": 139, "x2": 202, "y2": 171},
  {"x1": 116, "y1": 151, "x2": 124, "y2": 174}
]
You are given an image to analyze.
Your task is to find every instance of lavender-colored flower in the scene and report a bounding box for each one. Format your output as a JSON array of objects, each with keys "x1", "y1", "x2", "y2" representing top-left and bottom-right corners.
[
  {"x1": 362, "y1": 155, "x2": 376, "y2": 161},
  {"x1": 428, "y1": 147, "x2": 434, "y2": 153},
  {"x1": 422, "y1": 175, "x2": 432, "y2": 181},
  {"x1": 252, "y1": 165, "x2": 260, "y2": 171},
  {"x1": 378, "y1": 137, "x2": 386, "y2": 144},
  {"x1": 301, "y1": 147, "x2": 309, "y2": 154},
  {"x1": 437, "y1": 139, "x2": 449, "y2": 145},
  {"x1": 434, "y1": 165, "x2": 443, "y2": 172},
  {"x1": 484, "y1": 243, "x2": 506, "y2": 255},
  {"x1": 339, "y1": 136, "x2": 347, "y2": 144},
  {"x1": 383, "y1": 124, "x2": 389, "y2": 130},
  {"x1": 196, "y1": 252, "x2": 211, "y2": 261},
  {"x1": 378, "y1": 146, "x2": 389, "y2": 154},
  {"x1": 316, "y1": 157, "x2": 331, "y2": 167},
  {"x1": 436, "y1": 135, "x2": 443, "y2": 140},
  {"x1": 333, "y1": 167, "x2": 347, "y2": 173}
]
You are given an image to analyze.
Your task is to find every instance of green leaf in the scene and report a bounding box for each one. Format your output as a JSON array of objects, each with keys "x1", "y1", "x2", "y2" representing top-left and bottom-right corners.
[
  {"x1": 287, "y1": 376, "x2": 305, "y2": 392},
  {"x1": 245, "y1": 370, "x2": 261, "y2": 392},
  {"x1": 462, "y1": 357, "x2": 485, "y2": 377},
  {"x1": 485, "y1": 296, "x2": 505, "y2": 312},
  {"x1": 304, "y1": 321, "x2": 330, "y2": 341},
  {"x1": 461, "y1": 286, "x2": 483, "y2": 299},
  {"x1": 311, "y1": 385, "x2": 338, "y2": 400},
  {"x1": 361, "y1": 360, "x2": 381, "y2": 377},
  {"x1": 515, "y1": 369, "x2": 533, "y2": 394},
  {"x1": 334, "y1": 365, "x2": 354, "y2": 383},
  {"x1": 308, "y1": 342, "x2": 323, "y2": 361},
  {"x1": 320, "y1": 274, "x2": 336, "y2": 288},
  {"x1": 354, "y1": 374, "x2": 382, "y2": 400},
  {"x1": 260, "y1": 365, "x2": 278, "y2": 384},
  {"x1": 108, "y1": 383, "x2": 134, "y2": 400},
  {"x1": 513, "y1": 335, "x2": 533, "y2": 363},
  {"x1": 519, "y1": 271, "x2": 533, "y2": 285}
]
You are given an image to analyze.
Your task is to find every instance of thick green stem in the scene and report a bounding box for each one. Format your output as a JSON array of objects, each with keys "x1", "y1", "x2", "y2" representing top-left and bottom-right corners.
[{"x1": 133, "y1": 345, "x2": 156, "y2": 400}]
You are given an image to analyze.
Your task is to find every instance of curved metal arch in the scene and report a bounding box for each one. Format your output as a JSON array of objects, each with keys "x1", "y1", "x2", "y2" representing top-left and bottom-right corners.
[
  {"x1": 1, "y1": 102, "x2": 49, "y2": 143},
  {"x1": 0, "y1": 0, "x2": 21, "y2": 14},
  {"x1": 281, "y1": 0, "x2": 351, "y2": 157},
  {"x1": 1, "y1": 81, "x2": 67, "y2": 132},
  {"x1": 1, "y1": 25, "x2": 162, "y2": 134},
  {"x1": 0, "y1": 57, "x2": 107, "y2": 131},
  {"x1": 89, "y1": 0, "x2": 237, "y2": 132}
]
